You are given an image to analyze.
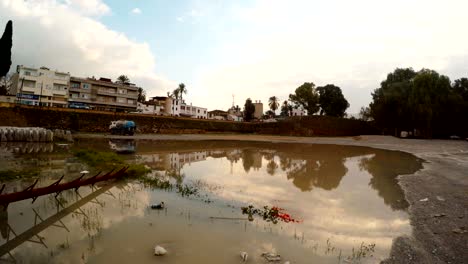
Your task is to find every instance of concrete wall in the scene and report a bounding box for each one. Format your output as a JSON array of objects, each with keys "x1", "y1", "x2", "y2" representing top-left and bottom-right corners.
[{"x1": 0, "y1": 106, "x2": 377, "y2": 136}]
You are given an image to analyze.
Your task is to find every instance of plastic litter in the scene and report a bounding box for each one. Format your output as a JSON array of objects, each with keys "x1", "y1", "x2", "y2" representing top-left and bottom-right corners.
[
  {"x1": 419, "y1": 198, "x2": 429, "y2": 202},
  {"x1": 240, "y1": 252, "x2": 248, "y2": 262},
  {"x1": 151, "y1": 202, "x2": 165, "y2": 210},
  {"x1": 436, "y1": 196, "x2": 445, "y2": 201},
  {"x1": 154, "y1": 245, "x2": 167, "y2": 256},
  {"x1": 261, "y1": 252, "x2": 281, "y2": 262},
  {"x1": 80, "y1": 170, "x2": 90, "y2": 174}
]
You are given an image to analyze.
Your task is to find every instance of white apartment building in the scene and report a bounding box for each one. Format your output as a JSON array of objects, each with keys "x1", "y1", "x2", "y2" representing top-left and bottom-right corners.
[
  {"x1": 148, "y1": 96, "x2": 207, "y2": 119},
  {"x1": 10, "y1": 66, "x2": 70, "y2": 107}
]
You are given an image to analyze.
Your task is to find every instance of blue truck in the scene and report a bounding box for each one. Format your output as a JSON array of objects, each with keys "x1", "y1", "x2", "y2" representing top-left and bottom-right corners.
[{"x1": 109, "y1": 120, "x2": 136, "y2": 136}]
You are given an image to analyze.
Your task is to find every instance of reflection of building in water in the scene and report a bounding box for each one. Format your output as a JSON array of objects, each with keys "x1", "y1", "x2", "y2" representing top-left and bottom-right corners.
[{"x1": 139, "y1": 151, "x2": 208, "y2": 171}]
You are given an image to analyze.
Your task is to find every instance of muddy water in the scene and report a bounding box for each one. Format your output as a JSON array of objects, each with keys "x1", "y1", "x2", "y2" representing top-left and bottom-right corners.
[{"x1": 0, "y1": 140, "x2": 423, "y2": 263}]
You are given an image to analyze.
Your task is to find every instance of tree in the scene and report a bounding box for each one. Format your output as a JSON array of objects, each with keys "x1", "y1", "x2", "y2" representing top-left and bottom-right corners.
[
  {"x1": 243, "y1": 98, "x2": 255, "y2": 121},
  {"x1": 358, "y1": 106, "x2": 371, "y2": 121},
  {"x1": 177, "y1": 83, "x2": 186, "y2": 100},
  {"x1": 137, "y1": 87, "x2": 146, "y2": 103},
  {"x1": 369, "y1": 67, "x2": 460, "y2": 138},
  {"x1": 289, "y1": 82, "x2": 319, "y2": 115},
  {"x1": 0, "y1": 20, "x2": 13, "y2": 78},
  {"x1": 280, "y1": 100, "x2": 293, "y2": 117},
  {"x1": 265, "y1": 110, "x2": 275, "y2": 118},
  {"x1": 316, "y1": 84, "x2": 349, "y2": 117},
  {"x1": 0, "y1": 75, "x2": 11, "y2": 95},
  {"x1": 116, "y1": 75, "x2": 130, "y2": 84},
  {"x1": 268, "y1": 96, "x2": 279, "y2": 113},
  {"x1": 171, "y1": 88, "x2": 180, "y2": 100}
]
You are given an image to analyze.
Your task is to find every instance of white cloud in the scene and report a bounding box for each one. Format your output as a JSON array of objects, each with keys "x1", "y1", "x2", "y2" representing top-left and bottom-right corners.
[
  {"x1": 131, "y1": 8, "x2": 141, "y2": 15},
  {"x1": 176, "y1": 17, "x2": 184, "y2": 23},
  {"x1": 64, "y1": 0, "x2": 110, "y2": 16},
  {"x1": 196, "y1": 0, "x2": 468, "y2": 113},
  {"x1": 0, "y1": 0, "x2": 175, "y2": 97}
]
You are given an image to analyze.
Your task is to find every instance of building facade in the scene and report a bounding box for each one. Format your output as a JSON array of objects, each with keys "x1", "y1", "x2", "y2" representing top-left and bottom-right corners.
[
  {"x1": 10, "y1": 66, "x2": 70, "y2": 107},
  {"x1": 68, "y1": 77, "x2": 138, "y2": 111},
  {"x1": 253, "y1": 100, "x2": 263, "y2": 119},
  {"x1": 147, "y1": 96, "x2": 207, "y2": 119}
]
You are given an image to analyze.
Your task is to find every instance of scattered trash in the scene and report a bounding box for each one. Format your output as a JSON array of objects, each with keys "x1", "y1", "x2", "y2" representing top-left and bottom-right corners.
[
  {"x1": 80, "y1": 170, "x2": 89, "y2": 174},
  {"x1": 432, "y1": 213, "x2": 446, "y2": 218},
  {"x1": 154, "y1": 245, "x2": 167, "y2": 256},
  {"x1": 452, "y1": 228, "x2": 467, "y2": 234},
  {"x1": 151, "y1": 202, "x2": 165, "y2": 210},
  {"x1": 240, "y1": 252, "x2": 248, "y2": 262},
  {"x1": 261, "y1": 252, "x2": 281, "y2": 262},
  {"x1": 419, "y1": 198, "x2": 429, "y2": 202},
  {"x1": 241, "y1": 205, "x2": 302, "y2": 224},
  {"x1": 436, "y1": 196, "x2": 445, "y2": 201}
]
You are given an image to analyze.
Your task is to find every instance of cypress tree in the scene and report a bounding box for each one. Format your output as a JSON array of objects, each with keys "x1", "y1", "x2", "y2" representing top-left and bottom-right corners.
[{"x1": 0, "y1": 20, "x2": 13, "y2": 78}]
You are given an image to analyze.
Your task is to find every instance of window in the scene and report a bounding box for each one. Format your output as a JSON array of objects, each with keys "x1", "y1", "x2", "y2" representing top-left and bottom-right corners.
[
  {"x1": 204, "y1": 110, "x2": 206, "y2": 114},
  {"x1": 71, "y1": 83, "x2": 80, "y2": 88},
  {"x1": 198, "y1": 109, "x2": 200, "y2": 113},
  {"x1": 117, "y1": 98, "x2": 126, "y2": 103},
  {"x1": 181, "y1": 106, "x2": 185, "y2": 110},
  {"x1": 82, "y1": 83, "x2": 90, "y2": 89},
  {"x1": 81, "y1": 94, "x2": 90, "y2": 99},
  {"x1": 25, "y1": 71, "x2": 31, "y2": 76},
  {"x1": 127, "y1": 99, "x2": 134, "y2": 104}
]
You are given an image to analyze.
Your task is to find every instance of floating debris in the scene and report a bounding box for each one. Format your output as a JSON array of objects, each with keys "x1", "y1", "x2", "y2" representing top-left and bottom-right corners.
[
  {"x1": 436, "y1": 196, "x2": 445, "y2": 201},
  {"x1": 240, "y1": 252, "x2": 248, "y2": 262},
  {"x1": 241, "y1": 205, "x2": 302, "y2": 224},
  {"x1": 261, "y1": 252, "x2": 281, "y2": 262},
  {"x1": 80, "y1": 170, "x2": 90, "y2": 174},
  {"x1": 151, "y1": 202, "x2": 165, "y2": 210},
  {"x1": 419, "y1": 198, "x2": 429, "y2": 202},
  {"x1": 154, "y1": 245, "x2": 167, "y2": 256}
]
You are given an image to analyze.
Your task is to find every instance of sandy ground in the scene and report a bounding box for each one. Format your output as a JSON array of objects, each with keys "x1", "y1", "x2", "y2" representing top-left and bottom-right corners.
[{"x1": 76, "y1": 133, "x2": 468, "y2": 263}]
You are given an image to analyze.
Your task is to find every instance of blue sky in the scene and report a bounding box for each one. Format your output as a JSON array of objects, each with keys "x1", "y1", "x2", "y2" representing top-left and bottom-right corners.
[{"x1": 2, "y1": 0, "x2": 468, "y2": 113}]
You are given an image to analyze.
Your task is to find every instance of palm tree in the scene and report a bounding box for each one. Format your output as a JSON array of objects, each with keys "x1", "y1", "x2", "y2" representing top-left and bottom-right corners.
[
  {"x1": 177, "y1": 83, "x2": 187, "y2": 100},
  {"x1": 172, "y1": 89, "x2": 180, "y2": 100},
  {"x1": 116, "y1": 75, "x2": 130, "y2": 84},
  {"x1": 268, "y1": 96, "x2": 279, "y2": 113}
]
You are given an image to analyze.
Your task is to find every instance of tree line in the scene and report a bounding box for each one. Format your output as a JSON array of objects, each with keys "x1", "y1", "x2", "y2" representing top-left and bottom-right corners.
[
  {"x1": 243, "y1": 82, "x2": 350, "y2": 121},
  {"x1": 364, "y1": 68, "x2": 468, "y2": 138}
]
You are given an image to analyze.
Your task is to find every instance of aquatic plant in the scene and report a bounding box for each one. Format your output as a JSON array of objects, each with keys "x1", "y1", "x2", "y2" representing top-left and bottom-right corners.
[
  {"x1": 73, "y1": 150, "x2": 150, "y2": 177},
  {"x1": 0, "y1": 169, "x2": 40, "y2": 181}
]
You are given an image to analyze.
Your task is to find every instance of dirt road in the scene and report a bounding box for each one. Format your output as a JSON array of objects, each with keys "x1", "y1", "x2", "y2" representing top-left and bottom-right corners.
[{"x1": 76, "y1": 133, "x2": 468, "y2": 263}]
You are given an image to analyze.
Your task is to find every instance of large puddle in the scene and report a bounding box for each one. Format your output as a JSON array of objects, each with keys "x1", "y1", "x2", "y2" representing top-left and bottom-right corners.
[{"x1": 0, "y1": 139, "x2": 423, "y2": 263}]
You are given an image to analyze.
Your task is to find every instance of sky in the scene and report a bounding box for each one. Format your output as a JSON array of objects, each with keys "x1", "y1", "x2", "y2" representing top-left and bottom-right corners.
[{"x1": 1, "y1": 0, "x2": 468, "y2": 114}]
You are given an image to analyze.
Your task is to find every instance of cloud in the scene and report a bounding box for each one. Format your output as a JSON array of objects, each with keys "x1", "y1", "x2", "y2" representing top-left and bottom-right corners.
[
  {"x1": 176, "y1": 9, "x2": 203, "y2": 24},
  {"x1": 0, "y1": 0, "x2": 175, "y2": 97},
  {"x1": 64, "y1": 0, "x2": 111, "y2": 16},
  {"x1": 131, "y1": 7, "x2": 141, "y2": 15},
  {"x1": 196, "y1": 0, "x2": 468, "y2": 113},
  {"x1": 176, "y1": 17, "x2": 184, "y2": 23}
]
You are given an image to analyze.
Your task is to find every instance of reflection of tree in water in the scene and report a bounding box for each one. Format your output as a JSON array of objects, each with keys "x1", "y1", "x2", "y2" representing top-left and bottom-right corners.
[
  {"x1": 359, "y1": 150, "x2": 423, "y2": 210},
  {"x1": 284, "y1": 156, "x2": 348, "y2": 191},
  {"x1": 266, "y1": 160, "x2": 278, "y2": 176},
  {"x1": 242, "y1": 149, "x2": 255, "y2": 173}
]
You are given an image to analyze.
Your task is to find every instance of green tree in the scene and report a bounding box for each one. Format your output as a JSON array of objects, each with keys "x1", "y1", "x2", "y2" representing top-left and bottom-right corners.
[
  {"x1": 280, "y1": 100, "x2": 293, "y2": 117},
  {"x1": 268, "y1": 96, "x2": 279, "y2": 113},
  {"x1": 116, "y1": 75, "x2": 130, "y2": 84},
  {"x1": 171, "y1": 88, "x2": 180, "y2": 100},
  {"x1": 316, "y1": 84, "x2": 349, "y2": 117},
  {"x1": 243, "y1": 98, "x2": 255, "y2": 121},
  {"x1": 137, "y1": 87, "x2": 146, "y2": 103},
  {"x1": 0, "y1": 20, "x2": 13, "y2": 78},
  {"x1": 177, "y1": 83, "x2": 187, "y2": 100},
  {"x1": 289, "y1": 82, "x2": 319, "y2": 115},
  {"x1": 370, "y1": 68, "x2": 417, "y2": 136},
  {"x1": 358, "y1": 106, "x2": 371, "y2": 121},
  {"x1": 265, "y1": 110, "x2": 275, "y2": 118}
]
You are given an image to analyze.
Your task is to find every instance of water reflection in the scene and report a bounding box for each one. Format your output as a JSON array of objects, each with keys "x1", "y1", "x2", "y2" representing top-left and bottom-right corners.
[{"x1": 0, "y1": 140, "x2": 423, "y2": 263}]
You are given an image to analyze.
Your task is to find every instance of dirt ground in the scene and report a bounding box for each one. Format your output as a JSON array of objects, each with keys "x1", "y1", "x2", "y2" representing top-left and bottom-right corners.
[{"x1": 76, "y1": 133, "x2": 468, "y2": 263}]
